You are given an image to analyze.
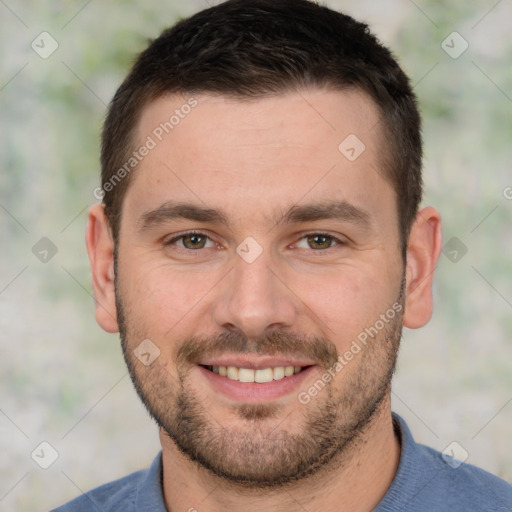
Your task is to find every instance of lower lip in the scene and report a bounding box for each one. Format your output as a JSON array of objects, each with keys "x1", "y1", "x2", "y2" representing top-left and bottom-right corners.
[{"x1": 197, "y1": 365, "x2": 315, "y2": 403}]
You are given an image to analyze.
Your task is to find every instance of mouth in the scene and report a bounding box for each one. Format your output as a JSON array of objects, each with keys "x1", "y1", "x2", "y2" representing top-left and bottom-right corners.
[
  {"x1": 196, "y1": 361, "x2": 315, "y2": 403},
  {"x1": 200, "y1": 364, "x2": 310, "y2": 383}
]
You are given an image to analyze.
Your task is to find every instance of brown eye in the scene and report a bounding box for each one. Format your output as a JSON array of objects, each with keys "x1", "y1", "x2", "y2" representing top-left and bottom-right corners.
[
  {"x1": 165, "y1": 232, "x2": 215, "y2": 250},
  {"x1": 181, "y1": 233, "x2": 208, "y2": 249},
  {"x1": 306, "y1": 234, "x2": 336, "y2": 250}
]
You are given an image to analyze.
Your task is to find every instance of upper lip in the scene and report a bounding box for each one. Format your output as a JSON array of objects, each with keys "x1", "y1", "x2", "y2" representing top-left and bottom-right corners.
[{"x1": 197, "y1": 355, "x2": 315, "y2": 370}]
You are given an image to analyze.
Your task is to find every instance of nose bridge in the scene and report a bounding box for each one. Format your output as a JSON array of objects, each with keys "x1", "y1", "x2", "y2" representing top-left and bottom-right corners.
[{"x1": 212, "y1": 243, "x2": 297, "y2": 338}]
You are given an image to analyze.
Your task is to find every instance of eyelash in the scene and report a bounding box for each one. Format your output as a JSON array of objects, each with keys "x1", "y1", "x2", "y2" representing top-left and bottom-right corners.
[{"x1": 164, "y1": 231, "x2": 345, "y2": 253}]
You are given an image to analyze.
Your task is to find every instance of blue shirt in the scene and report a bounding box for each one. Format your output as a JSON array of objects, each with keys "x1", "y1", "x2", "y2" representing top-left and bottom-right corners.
[{"x1": 51, "y1": 413, "x2": 512, "y2": 511}]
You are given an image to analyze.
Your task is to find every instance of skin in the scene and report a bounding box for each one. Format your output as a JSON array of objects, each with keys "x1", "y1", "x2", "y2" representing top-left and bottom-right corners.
[{"x1": 86, "y1": 88, "x2": 442, "y2": 511}]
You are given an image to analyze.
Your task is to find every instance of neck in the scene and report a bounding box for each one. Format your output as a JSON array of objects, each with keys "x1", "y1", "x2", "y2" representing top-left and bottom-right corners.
[{"x1": 160, "y1": 395, "x2": 400, "y2": 512}]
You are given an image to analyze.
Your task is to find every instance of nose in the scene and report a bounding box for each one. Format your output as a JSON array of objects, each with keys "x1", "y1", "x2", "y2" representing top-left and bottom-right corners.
[{"x1": 211, "y1": 245, "x2": 298, "y2": 340}]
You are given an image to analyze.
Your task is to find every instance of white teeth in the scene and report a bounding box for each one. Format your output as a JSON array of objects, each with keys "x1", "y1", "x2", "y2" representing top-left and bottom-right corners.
[
  {"x1": 284, "y1": 366, "x2": 295, "y2": 377},
  {"x1": 238, "y1": 368, "x2": 255, "y2": 382},
  {"x1": 227, "y1": 366, "x2": 239, "y2": 380},
  {"x1": 273, "y1": 366, "x2": 285, "y2": 380},
  {"x1": 255, "y1": 368, "x2": 274, "y2": 383},
  {"x1": 210, "y1": 365, "x2": 304, "y2": 382}
]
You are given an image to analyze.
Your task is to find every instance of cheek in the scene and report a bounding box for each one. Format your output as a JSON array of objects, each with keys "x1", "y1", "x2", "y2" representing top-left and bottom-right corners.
[
  {"x1": 119, "y1": 260, "x2": 219, "y2": 339},
  {"x1": 299, "y1": 265, "x2": 397, "y2": 344}
]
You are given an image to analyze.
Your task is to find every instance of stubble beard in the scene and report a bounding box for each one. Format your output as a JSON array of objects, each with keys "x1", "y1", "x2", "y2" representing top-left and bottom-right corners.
[{"x1": 115, "y1": 267, "x2": 404, "y2": 488}]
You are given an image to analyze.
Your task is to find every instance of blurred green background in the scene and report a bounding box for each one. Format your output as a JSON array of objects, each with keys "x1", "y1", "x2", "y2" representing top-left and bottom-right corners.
[{"x1": 1, "y1": 1, "x2": 511, "y2": 510}]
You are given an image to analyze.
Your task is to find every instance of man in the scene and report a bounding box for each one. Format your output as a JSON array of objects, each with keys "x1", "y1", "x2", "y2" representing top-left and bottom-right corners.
[{"x1": 53, "y1": 0, "x2": 512, "y2": 510}]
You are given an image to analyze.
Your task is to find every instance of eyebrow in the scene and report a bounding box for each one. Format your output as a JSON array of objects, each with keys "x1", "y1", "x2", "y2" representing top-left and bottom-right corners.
[
  {"x1": 139, "y1": 202, "x2": 229, "y2": 230},
  {"x1": 278, "y1": 201, "x2": 371, "y2": 228},
  {"x1": 138, "y1": 200, "x2": 372, "y2": 231}
]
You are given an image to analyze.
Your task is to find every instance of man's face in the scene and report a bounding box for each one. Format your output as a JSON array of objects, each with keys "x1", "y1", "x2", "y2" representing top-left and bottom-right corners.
[{"x1": 115, "y1": 89, "x2": 405, "y2": 486}]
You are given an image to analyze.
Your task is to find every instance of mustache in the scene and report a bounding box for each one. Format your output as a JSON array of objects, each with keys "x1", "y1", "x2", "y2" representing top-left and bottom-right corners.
[{"x1": 176, "y1": 330, "x2": 339, "y2": 369}]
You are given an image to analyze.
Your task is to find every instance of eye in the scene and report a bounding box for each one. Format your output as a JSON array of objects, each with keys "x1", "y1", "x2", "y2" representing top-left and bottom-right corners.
[
  {"x1": 165, "y1": 232, "x2": 215, "y2": 250},
  {"x1": 295, "y1": 233, "x2": 343, "y2": 250}
]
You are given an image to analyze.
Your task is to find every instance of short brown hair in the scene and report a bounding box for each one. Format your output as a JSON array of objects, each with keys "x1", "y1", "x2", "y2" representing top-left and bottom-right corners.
[{"x1": 100, "y1": 0, "x2": 422, "y2": 255}]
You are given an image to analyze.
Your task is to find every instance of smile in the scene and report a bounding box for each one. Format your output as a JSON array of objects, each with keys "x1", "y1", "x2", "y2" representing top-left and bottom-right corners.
[{"x1": 202, "y1": 365, "x2": 305, "y2": 383}]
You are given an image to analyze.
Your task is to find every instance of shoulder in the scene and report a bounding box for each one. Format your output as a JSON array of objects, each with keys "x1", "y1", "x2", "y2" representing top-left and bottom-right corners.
[
  {"x1": 377, "y1": 414, "x2": 512, "y2": 512},
  {"x1": 50, "y1": 469, "x2": 144, "y2": 512},
  {"x1": 416, "y1": 442, "x2": 512, "y2": 510},
  {"x1": 49, "y1": 453, "x2": 164, "y2": 512}
]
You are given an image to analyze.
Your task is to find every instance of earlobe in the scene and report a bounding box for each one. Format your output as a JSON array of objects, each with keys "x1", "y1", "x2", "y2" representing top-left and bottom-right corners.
[
  {"x1": 402, "y1": 206, "x2": 442, "y2": 329},
  {"x1": 85, "y1": 204, "x2": 119, "y2": 333}
]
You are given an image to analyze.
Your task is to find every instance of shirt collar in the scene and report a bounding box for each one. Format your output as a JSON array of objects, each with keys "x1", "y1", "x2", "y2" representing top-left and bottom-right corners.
[
  {"x1": 135, "y1": 451, "x2": 168, "y2": 511},
  {"x1": 139, "y1": 413, "x2": 422, "y2": 511}
]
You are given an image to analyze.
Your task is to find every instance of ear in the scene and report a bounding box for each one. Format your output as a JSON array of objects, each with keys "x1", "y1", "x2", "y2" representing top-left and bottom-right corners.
[
  {"x1": 402, "y1": 206, "x2": 442, "y2": 329},
  {"x1": 85, "y1": 203, "x2": 119, "y2": 333}
]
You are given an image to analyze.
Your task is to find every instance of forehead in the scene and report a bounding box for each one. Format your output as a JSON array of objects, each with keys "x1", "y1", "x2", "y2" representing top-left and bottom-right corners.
[
  {"x1": 123, "y1": 88, "x2": 395, "y2": 232},
  {"x1": 137, "y1": 88, "x2": 381, "y2": 159}
]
